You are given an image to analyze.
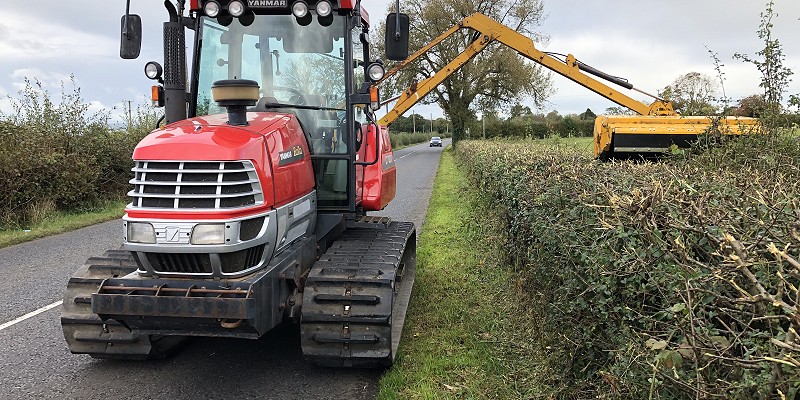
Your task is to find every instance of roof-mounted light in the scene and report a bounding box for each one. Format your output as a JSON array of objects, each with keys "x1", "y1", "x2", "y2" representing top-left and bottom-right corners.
[
  {"x1": 204, "y1": 1, "x2": 221, "y2": 17},
  {"x1": 292, "y1": 1, "x2": 309, "y2": 18},
  {"x1": 228, "y1": 0, "x2": 246, "y2": 17},
  {"x1": 316, "y1": 1, "x2": 332, "y2": 17}
]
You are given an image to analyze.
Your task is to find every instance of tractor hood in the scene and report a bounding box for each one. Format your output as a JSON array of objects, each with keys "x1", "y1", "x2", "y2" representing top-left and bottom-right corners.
[
  {"x1": 129, "y1": 111, "x2": 316, "y2": 214},
  {"x1": 133, "y1": 112, "x2": 294, "y2": 161}
]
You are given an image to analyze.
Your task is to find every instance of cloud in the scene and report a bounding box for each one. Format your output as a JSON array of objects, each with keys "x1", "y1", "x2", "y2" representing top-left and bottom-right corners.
[
  {"x1": 9, "y1": 68, "x2": 75, "y2": 92},
  {"x1": 0, "y1": 10, "x2": 116, "y2": 61}
]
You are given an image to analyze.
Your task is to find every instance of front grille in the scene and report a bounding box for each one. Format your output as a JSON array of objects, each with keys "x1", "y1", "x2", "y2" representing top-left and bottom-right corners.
[
  {"x1": 220, "y1": 245, "x2": 265, "y2": 274},
  {"x1": 128, "y1": 160, "x2": 263, "y2": 210},
  {"x1": 145, "y1": 253, "x2": 213, "y2": 274}
]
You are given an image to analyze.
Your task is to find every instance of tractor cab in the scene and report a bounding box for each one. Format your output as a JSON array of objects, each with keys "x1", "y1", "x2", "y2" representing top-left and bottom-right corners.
[{"x1": 194, "y1": 5, "x2": 363, "y2": 209}]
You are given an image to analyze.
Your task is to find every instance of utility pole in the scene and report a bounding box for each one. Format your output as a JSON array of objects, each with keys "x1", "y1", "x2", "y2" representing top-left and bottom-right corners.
[
  {"x1": 127, "y1": 100, "x2": 133, "y2": 131},
  {"x1": 412, "y1": 111, "x2": 416, "y2": 134},
  {"x1": 430, "y1": 113, "x2": 433, "y2": 134}
]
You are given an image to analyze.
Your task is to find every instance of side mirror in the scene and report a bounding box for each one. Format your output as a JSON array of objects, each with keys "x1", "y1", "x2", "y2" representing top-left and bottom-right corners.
[
  {"x1": 385, "y1": 13, "x2": 409, "y2": 61},
  {"x1": 120, "y1": 14, "x2": 142, "y2": 59}
]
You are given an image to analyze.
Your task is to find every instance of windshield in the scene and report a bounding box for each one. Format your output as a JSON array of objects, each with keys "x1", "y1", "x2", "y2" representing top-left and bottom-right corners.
[{"x1": 196, "y1": 14, "x2": 346, "y2": 117}]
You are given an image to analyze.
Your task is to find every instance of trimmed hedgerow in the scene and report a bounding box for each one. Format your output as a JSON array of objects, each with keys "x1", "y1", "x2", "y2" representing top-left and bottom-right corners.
[
  {"x1": 456, "y1": 134, "x2": 800, "y2": 399},
  {"x1": 0, "y1": 78, "x2": 155, "y2": 227}
]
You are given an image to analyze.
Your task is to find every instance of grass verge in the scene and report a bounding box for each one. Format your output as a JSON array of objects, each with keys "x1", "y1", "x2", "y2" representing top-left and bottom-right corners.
[
  {"x1": 378, "y1": 147, "x2": 541, "y2": 399},
  {"x1": 0, "y1": 200, "x2": 126, "y2": 249}
]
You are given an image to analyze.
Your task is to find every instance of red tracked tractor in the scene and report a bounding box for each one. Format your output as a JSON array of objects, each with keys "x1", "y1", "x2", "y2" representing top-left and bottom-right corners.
[{"x1": 61, "y1": 0, "x2": 417, "y2": 367}]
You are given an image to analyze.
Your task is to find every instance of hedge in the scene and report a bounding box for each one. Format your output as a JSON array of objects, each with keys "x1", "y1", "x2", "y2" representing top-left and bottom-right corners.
[
  {"x1": 0, "y1": 78, "x2": 155, "y2": 227},
  {"x1": 456, "y1": 134, "x2": 800, "y2": 398}
]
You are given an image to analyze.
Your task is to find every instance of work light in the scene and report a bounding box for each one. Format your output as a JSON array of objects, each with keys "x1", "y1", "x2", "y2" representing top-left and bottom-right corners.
[
  {"x1": 144, "y1": 61, "x2": 163, "y2": 81},
  {"x1": 316, "y1": 0, "x2": 332, "y2": 17},
  {"x1": 203, "y1": 1, "x2": 221, "y2": 17},
  {"x1": 367, "y1": 62, "x2": 386, "y2": 82},
  {"x1": 292, "y1": 1, "x2": 309, "y2": 18},
  {"x1": 228, "y1": 0, "x2": 246, "y2": 17}
]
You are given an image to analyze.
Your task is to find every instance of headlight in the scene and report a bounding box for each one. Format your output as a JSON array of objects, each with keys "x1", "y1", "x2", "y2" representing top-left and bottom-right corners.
[
  {"x1": 127, "y1": 222, "x2": 156, "y2": 244},
  {"x1": 316, "y1": 0, "x2": 332, "y2": 17},
  {"x1": 228, "y1": 0, "x2": 246, "y2": 17},
  {"x1": 292, "y1": 1, "x2": 309, "y2": 18},
  {"x1": 367, "y1": 62, "x2": 386, "y2": 82},
  {"x1": 204, "y1": 1, "x2": 221, "y2": 17},
  {"x1": 144, "y1": 61, "x2": 163, "y2": 81},
  {"x1": 191, "y1": 224, "x2": 226, "y2": 245}
]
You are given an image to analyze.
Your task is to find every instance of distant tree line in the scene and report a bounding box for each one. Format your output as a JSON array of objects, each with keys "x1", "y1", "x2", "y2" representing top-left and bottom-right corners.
[
  {"x1": 462, "y1": 104, "x2": 597, "y2": 140},
  {"x1": 389, "y1": 113, "x2": 452, "y2": 137}
]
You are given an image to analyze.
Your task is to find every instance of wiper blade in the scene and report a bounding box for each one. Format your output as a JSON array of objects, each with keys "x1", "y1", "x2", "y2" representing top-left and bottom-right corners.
[{"x1": 257, "y1": 102, "x2": 342, "y2": 112}]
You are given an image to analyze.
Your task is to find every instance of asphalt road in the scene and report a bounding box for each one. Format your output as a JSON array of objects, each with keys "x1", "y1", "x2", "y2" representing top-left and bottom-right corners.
[{"x1": 0, "y1": 139, "x2": 448, "y2": 400}]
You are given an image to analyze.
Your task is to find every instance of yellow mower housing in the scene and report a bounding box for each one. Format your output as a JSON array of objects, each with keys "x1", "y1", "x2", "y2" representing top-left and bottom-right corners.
[{"x1": 594, "y1": 115, "x2": 761, "y2": 158}]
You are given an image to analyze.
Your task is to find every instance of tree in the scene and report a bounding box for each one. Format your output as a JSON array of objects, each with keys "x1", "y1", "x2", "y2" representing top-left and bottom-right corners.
[
  {"x1": 733, "y1": 94, "x2": 766, "y2": 117},
  {"x1": 390, "y1": 115, "x2": 414, "y2": 132},
  {"x1": 604, "y1": 106, "x2": 636, "y2": 115},
  {"x1": 790, "y1": 94, "x2": 800, "y2": 113},
  {"x1": 545, "y1": 110, "x2": 562, "y2": 123},
  {"x1": 733, "y1": 1, "x2": 793, "y2": 117},
  {"x1": 509, "y1": 103, "x2": 533, "y2": 119},
  {"x1": 578, "y1": 108, "x2": 596, "y2": 120},
  {"x1": 377, "y1": 0, "x2": 553, "y2": 144},
  {"x1": 659, "y1": 72, "x2": 718, "y2": 116}
]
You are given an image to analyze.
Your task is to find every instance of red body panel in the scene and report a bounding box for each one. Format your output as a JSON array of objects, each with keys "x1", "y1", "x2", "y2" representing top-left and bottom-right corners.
[
  {"x1": 127, "y1": 113, "x2": 314, "y2": 219},
  {"x1": 263, "y1": 116, "x2": 315, "y2": 207},
  {"x1": 361, "y1": 125, "x2": 396, "y2": 211}
]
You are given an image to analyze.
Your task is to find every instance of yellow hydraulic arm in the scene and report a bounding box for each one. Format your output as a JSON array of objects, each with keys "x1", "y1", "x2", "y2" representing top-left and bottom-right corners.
[{"x1": 377, "y1": 13, "x2": 675, "y2": 127}]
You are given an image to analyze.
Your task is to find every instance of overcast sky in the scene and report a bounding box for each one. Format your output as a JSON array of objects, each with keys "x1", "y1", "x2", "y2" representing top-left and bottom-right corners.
[{"x1": 0, "y1": 1, "x2": 797, "y2": 123}]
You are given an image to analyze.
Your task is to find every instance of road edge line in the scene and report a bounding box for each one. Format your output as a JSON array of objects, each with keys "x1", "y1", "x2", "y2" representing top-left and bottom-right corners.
[{"x1": 0, "y1": 300, "x2": 63, "y2": 331}]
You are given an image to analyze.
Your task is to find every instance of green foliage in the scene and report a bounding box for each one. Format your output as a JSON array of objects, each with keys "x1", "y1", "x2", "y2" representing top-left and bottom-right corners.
[
  {"x1": 456, "y1": 133, "x2": 800, "y2": 398},
  {"x1": 389, "y1": 114, "x2": 451, "y2": 136},
  {"x1": 735, "y1": 94, "x2": 768, "y2": 117},
  {"x1": 734, "y1": 0, "x2": 794, "y2": 122},
  {"x1": 579, "y1": 108, "x2": 597, "y2": 120},
  {"x1": 0, "y1": 77, "x2": 153, "y2": 227},
  {"x1": 479, "y1": 111, "x2": 594, "y2": 140}
]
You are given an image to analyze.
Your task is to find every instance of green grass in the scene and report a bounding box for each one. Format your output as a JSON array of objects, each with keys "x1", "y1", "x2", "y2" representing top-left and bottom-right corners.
[
  {"x1": 378, "y1": 147, "x2": 542, "y2": 399},
  {"x1": 0, "y1": 200, "x2": 126, "y2": 249}
]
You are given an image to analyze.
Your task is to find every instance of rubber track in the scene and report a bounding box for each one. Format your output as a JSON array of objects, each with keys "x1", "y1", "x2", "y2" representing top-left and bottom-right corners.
[
  {"x1": 300, "y1": 221, "x2": 415, "y2": 367},
  {"x1": 60, "y1": 250, "x2": 184, "y2": 359}
]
